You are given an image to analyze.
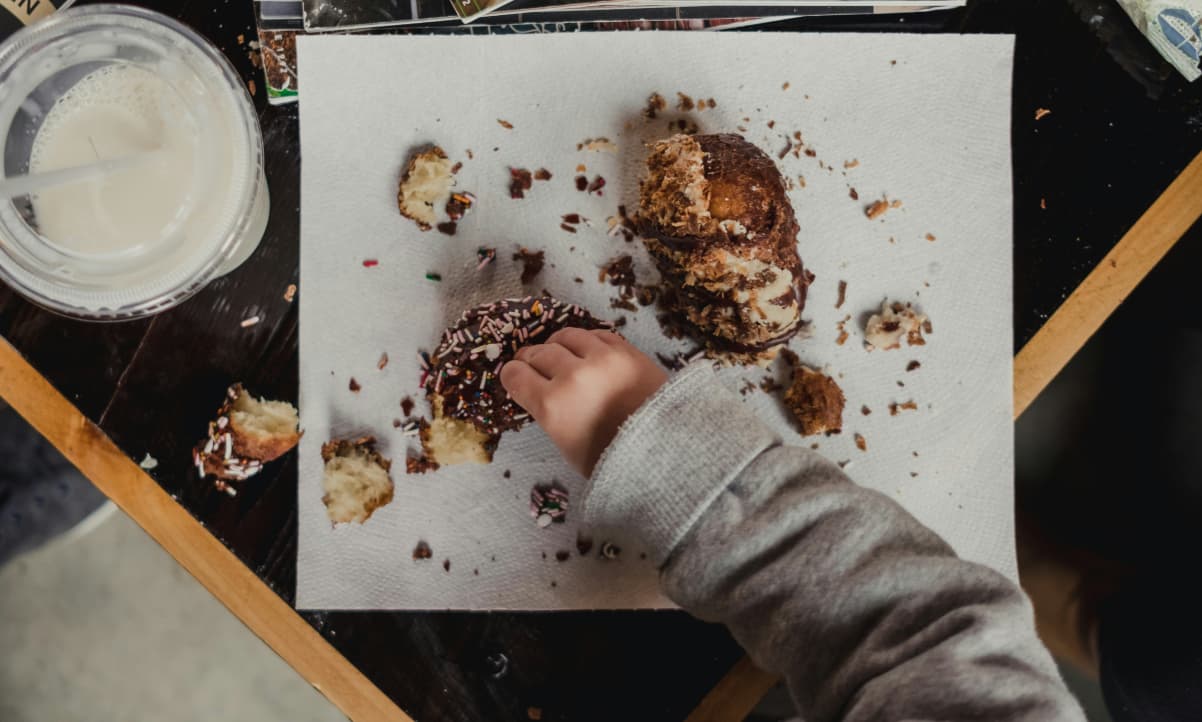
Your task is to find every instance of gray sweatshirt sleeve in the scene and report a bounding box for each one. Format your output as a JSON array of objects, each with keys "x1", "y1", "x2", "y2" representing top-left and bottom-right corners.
[{"x1": 585, "y1": 364, "x2": 1084, "y2": 722}]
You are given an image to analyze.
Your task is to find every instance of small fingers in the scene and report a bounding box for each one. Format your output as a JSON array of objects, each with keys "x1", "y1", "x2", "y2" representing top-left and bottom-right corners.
[
  {"x1": 517, "y1": 343, "x2": 580, "y2": 378},
  {"x1": 592, "y1": 328, "x2": 627, "y2": 347},
  {"x1": 547, "y1": 327, "x2": 607, "y2": 357},
  {"x1": 500, "y1": 360, "x2": 550, "y2": 417}
]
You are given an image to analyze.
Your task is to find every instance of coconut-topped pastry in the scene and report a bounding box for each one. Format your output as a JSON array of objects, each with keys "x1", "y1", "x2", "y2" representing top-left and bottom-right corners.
[{"x1": 639, "y1": 133, "x2": 812, "y2": 365}]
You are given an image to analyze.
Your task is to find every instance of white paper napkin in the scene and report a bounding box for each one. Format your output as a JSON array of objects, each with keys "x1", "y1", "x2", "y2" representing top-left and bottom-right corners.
[{"x1": 296, "y1": 32, "x2": 1016, "y2": 610}]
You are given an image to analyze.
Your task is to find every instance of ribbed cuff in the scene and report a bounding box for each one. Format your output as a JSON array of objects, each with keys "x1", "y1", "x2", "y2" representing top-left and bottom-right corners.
[{"x1": 584, "y1": 362, "x2": 779, "y2": 566}]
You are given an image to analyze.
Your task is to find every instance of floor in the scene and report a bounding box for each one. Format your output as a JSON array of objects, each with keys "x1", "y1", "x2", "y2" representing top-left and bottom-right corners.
[{"x1": 0, "y1": 504, "x2": 345, "y2": 722}]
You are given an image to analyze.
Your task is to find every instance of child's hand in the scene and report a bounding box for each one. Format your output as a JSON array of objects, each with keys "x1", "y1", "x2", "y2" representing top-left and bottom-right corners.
[{"x1": 500, "y1": 328, "x2": 668, "y2": 477}]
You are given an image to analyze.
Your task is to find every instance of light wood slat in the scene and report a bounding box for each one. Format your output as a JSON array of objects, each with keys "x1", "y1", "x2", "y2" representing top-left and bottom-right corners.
[
  {"x1": 0, "y1": 337, "x2": 412, "y2": 722},
  {"x1": 1015, "y1": 149, "x2": 1202, "y2": 417},
  {"x1": 683, "y1": 656, "x2": 780, "y2": 722}
]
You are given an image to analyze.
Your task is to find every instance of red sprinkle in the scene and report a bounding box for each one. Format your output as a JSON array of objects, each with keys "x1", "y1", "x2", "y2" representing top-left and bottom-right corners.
[{"x1": 362, "y1": 259, "x2": 379, "y2": 268}]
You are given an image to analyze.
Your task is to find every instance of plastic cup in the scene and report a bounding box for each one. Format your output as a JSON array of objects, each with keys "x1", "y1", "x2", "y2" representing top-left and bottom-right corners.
[{"x1": 0, "y1": 4, "x2": 268, "y2": 320}]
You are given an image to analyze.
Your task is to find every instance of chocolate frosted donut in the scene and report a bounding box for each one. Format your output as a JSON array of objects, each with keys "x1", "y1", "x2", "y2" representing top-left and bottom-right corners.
[
  {"x1": 420, "y1": 296, "x2": 611, "y2": 465},
  {"x1": 639, "y1": 133, "x2": 812, "y2": 364}
]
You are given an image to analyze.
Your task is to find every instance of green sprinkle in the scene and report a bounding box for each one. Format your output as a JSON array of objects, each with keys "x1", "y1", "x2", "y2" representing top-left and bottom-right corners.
[{"x1": 426, "y1": 272, "x2": 442, "y2": 282}]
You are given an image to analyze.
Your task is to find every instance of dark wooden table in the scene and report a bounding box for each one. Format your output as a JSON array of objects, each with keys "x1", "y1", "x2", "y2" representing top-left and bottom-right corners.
[{"x1": 2, "y1": 1, "x2": 1201, "y2": 720}]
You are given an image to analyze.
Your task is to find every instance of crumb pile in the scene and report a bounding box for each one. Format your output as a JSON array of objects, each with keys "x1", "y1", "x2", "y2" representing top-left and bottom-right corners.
[{"x1": 638, "y1": 133, "x2": 812, "y2": 365}]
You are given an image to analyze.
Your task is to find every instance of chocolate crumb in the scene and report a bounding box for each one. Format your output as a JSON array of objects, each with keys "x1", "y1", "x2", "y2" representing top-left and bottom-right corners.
[
  {"x1": 560, "y1": 223, "x2": 577, "y2": 233},
  {"x1": 473, "y1": 569, "x2": 479, "y2": 575},
  {"x1": 600, "y1": 254, "x2": 637, "y2": 296},
  {"x1": 443, "y1": 559, "x2": 451, "y2": 572},
  {"x1": 835, "y1": 280, "x2": 847, "y2": 309},
  {"x1": 782, "y1": 81, "x2": 790, "y2": 90},
  {"x1": 513, "y1": 248, "x2": 545, "y2": 284},
  {"x1": 576, "y1": 534, "x2": 594, "y2": 555},
  {"x1": 672, "y1": 118, "x2": 699, "y2": 135},
  {"x1": 445, "y1": 192, "x2": 475, "y2": 221},
  {"x1": 906, "y1": 360, "x2": 921, "y2": 372},
  {"x1": 406, "y1": 454, "x2": 439, "y2": 474},
  {"x1": 574, "y1": 277, "x2": 583, "y2": 283},
  {"x1": 508, "y1": 168, "x2": 534, "y2": 199},
  {"x1": 497, "y1": 119, "x2": 514, "y2": 129},
  {"x1": 739, "y1": 379, "x2": 757, "y2": 396},
  {"x1": 785, "y1": 366, "x2": 846, "y2": 437},
  {"x1": 910, "y1": 472, "x2": 919, "y2": 478},
  {"x1": 574, "y1": 175, "x2": 588, "y2": 191},
  {"x1": 760, "y1": 376, "x2": 784, "y2": 393},
  {"x1": 555, "y1": 550, "x2": 570, "y2": 562},
  {"x1": 849, "y1": 188, "x2": 859, "y2": 201},
  {"x1": 676, "y1": 92, "x2": 695, "y2": 111},
  {"x1": 349, "y1": 378, "x2": 361, "y2": 392},
  {"x1": 643, "y1": 92, "x2": 667, "y2": 119},
  {"x1": 854, "y1": 433, "x2": 867, "y2": 451},
  {"x1": 767, "y1": 120, "x2": 776, "y2": 129},
  {"x1": 534, "y1": 168, "x2": 552, "y2": 181},
  {"x1": 503, "y1": 469, "x2": 511, "y2": 479},
  {"x1": 401, "y1": 397, "x2": 415, "y2": 416},
  {"x1": 450, "y1": 161, "x2": 463, "y2": 174},
  {"x1": 437, "y1": 221, "x2": 457, "y2": 236},
  {"x1": 861, "y1": 405, "x2": 871, "y2": 415},
  {"x1": 708, "y1": 98, "x2": 717, "y2": 107},
  {"x1": 413, "y1": 541, "x2": 432, "y2": 560}
]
